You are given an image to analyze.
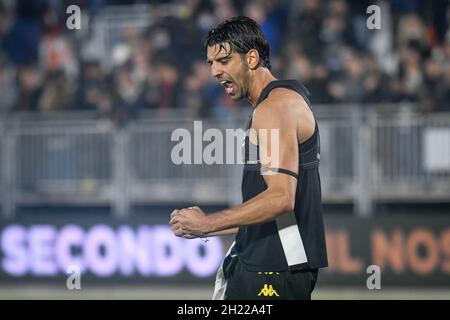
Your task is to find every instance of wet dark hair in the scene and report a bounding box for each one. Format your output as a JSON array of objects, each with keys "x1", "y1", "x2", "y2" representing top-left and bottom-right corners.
[{"x1": 203, "y1": 16, "x2": 271, "y2": 70}]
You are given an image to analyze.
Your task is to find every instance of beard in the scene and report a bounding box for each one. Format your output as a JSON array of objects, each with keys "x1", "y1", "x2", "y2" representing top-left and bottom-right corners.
[{"x1": 230, "y1": 64, "x2": 249, "y2": 101}]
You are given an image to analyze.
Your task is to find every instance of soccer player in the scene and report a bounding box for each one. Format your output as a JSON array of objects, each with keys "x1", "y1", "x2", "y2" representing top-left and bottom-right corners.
[{"x1": 170, "y1": 16, "x2": 328, "y2": 300}]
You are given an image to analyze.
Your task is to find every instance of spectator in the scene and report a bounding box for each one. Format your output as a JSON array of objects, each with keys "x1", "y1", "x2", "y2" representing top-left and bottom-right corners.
[
  {"x1": 361, "y1": 54, "x2": 391, "y2": 104},
  {"x1": 0, "y1": 56, "x2": 16, "y2": 114},
  {"x1": 419, "y1": 58, "x2": 443, "y2": 112},
  {"x1": 110, "y1": 62, "x2": 145, "y2": 125},
  {"x1": 74, "y1": 60, "x2": 106, "y2": 111},
  {"x1": 3, "y1": 0, "x2": 46, "y2": 66},
  {"x1": 287, "y1": 0, "x2": 324, "y2": 61},
  {"x1": 38, "y1": 70, "x2": 74, "y2": 112},
  {"x1": 153, "y1": 59, "x2": 184, "y2": 109},
  {"x1": 0, "y1": 0, "x2": 448, "y2": 119},
  {"x1": 14, "y1": 65, "x2": 42, "y2": 112},
  {"x1": 396, "y1": 45, "x2": 423, "y2": 102}
]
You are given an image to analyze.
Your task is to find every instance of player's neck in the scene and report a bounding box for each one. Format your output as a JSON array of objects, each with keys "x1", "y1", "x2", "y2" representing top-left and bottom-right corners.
[{"x1": 247, "y1": 69, "x2": 277, "y2": 108}]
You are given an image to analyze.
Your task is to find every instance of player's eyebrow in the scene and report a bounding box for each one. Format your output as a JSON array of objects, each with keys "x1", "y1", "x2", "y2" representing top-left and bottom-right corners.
[
  {"x1": 217, "y1": 57, "x2": 230, "y2": 62},
  {"x1": 207, "y1": 56, "x2": 230, "y2": 65}
]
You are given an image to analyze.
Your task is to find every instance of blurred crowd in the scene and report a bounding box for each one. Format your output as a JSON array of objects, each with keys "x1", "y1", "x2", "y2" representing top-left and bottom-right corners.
[{"x1": 0, "y1": 0, "x2": 449, "y2": 125}]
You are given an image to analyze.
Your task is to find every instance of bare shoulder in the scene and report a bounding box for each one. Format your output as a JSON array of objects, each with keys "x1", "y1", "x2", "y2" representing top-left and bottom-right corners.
[
  {"x1": 252, "y1": 87, "x2": 316, "y2": 143},
  {"x1": 253, "y1": 87, "x2": 311, "y2": 127}
]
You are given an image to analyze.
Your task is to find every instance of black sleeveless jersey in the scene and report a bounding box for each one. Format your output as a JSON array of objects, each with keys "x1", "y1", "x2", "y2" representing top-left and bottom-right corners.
[{"x1": 234, "y1": 80, "x2": 328, "y2": 272}]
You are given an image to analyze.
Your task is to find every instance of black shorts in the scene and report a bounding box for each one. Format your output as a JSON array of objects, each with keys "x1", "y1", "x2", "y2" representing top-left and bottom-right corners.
[{"x1": 224, "y1": 256, "x2": 318, "y2": 300}]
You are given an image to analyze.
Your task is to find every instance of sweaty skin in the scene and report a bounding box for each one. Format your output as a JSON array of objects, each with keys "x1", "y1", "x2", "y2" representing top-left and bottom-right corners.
[{"x1": 169, "y1": 43, "x2": 316, "y2": 239}]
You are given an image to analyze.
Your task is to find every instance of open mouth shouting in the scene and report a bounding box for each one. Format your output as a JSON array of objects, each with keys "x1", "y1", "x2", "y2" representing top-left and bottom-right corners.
[{"x1": 219, "y1": 79, "x2": 237, "y2": 95}]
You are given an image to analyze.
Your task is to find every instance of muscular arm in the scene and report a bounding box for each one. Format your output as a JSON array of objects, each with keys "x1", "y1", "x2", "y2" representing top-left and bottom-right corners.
[
  {"x1": 206, "y1": 228, "x2": 239, "y2": 237},
  {"x1": 204, "y1": 99, "x2": 300, "y2": 233},
  {"x1": 170, "y1": 98, "x2": 302, "y2": 238}
]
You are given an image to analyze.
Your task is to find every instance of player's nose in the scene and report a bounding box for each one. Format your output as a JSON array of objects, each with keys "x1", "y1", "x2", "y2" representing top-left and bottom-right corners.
[{"x1": 211, "y1": 64, "x2": 223, "y2": 78}]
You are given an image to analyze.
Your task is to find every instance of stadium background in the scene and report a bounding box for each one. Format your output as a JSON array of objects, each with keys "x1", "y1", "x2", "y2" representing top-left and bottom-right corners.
[{"x1": 0, "y1": 0, "x2": 449, "y2": 299}]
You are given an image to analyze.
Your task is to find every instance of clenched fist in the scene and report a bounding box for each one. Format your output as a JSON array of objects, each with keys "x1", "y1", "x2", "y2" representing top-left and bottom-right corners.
[{"x1": 169, "y1": 206, "x2": 211, "y2": 239}]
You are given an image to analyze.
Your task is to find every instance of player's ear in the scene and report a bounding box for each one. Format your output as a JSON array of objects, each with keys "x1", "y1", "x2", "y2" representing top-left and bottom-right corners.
[{"x1": 246, "y1": 49, "x2": 260, "y2": 70}]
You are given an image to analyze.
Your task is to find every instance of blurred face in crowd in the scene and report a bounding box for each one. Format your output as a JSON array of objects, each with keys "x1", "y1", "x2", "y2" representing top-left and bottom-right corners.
[
  {"x1": 18, "y1": 67, "x2": 40, "y2": 90},
  {"x1": 424, "y1": 59, "x2": 440, "y2": 79},
  {"x1": 207, "y1": 42, "x2": 251, "y2": 101}
]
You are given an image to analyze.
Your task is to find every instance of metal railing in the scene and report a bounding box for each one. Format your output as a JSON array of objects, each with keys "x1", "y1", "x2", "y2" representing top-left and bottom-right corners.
[
  {"x1": 1, "y1": 106, "x2": 449, "y2": 218},
  {"x1": 370, "y1": 111, "x2": 450, "y2": 201},
  {"x1": 127, "y1": 119, "x2": 243, "y2": 207},
  {"x1": 13, "y1": 120, "x2": 114, "y2": 204}
]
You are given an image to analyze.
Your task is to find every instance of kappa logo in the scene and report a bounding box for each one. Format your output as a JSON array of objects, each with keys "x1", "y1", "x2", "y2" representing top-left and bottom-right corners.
[{"x1": 258, "y1": 284, "x2": 280, "y2": 297}]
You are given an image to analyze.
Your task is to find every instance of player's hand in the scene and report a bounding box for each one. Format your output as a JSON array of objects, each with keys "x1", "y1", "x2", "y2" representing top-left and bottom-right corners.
[{"x1": 169, "y1": 206, "x2": 211, "y2": 239}]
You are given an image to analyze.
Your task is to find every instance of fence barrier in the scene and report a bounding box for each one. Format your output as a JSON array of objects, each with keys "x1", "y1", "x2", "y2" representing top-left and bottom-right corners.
[{"x1": 1, "y1": 106, "x2": 449, "y2": 217}]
